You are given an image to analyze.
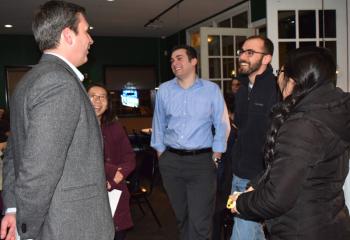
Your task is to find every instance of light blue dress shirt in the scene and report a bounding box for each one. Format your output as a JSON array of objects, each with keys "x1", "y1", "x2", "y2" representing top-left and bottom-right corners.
[{"x1": 151, "y1": 77, "x2": 230, "y2": 153}]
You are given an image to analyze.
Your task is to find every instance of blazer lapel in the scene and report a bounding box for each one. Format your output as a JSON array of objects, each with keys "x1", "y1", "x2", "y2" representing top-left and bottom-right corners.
[{"x1": 39, "y1": 54, "x2": 92, "y2": 101}]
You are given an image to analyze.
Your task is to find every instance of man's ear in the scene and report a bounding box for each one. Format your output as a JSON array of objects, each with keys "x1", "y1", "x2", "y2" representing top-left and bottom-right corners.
[
  {"x1": 61, "y1": 27, "x2": 73, "y2": 45},
  {"x1": 262, "y1": 54, "x2": 272, "y2": 65},
  {"x1": 191, "y1": 58, "x2": 198, "y2": 66}
]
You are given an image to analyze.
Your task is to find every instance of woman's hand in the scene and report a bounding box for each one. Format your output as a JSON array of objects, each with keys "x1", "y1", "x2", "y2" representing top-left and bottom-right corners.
[
  {"x1": 113, "y1": 167, "x2": 124, "y2": 184},
  {"x1": 228, "y1": 187, "x2": 254, "y2": 213},
  {"x1": 106, "y1": 181, "x2": 111, "y2": 190},
  {"x1": 227, "y1": 191, "x2": 242, "y2": 213},
  {"x1": 0, "y1": 142, "x2": 7, "y2": 152}
]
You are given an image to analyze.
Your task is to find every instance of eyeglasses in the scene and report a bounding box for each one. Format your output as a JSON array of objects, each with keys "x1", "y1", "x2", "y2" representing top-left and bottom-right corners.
[
  {"x1": 237, "y1": 49, "x2": 268, "y2": 57},
  {"x1": 276, "y1": 69, "x2": 285, "y2": 76},
  {"x1": 89, "y1": 94, "x2": 107, "y2": 102}
]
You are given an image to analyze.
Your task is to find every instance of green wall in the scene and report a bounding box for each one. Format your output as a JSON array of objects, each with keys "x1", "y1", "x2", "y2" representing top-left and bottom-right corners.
[
  {"x1": 251, "y1": 0, "x2": 266, "y2": 22},
  {"x1": 0, "y1": 34, "x2": 172, "y2": 108},
  {"x1": 0, "y1": 1, "x2": 266, "y2": 108},
  {"x1": 80, "y1": 36, "x2": 162, "y2": 86},
  {"x1": 0, "y1": 35, "x2": 41, "y2": 107}
]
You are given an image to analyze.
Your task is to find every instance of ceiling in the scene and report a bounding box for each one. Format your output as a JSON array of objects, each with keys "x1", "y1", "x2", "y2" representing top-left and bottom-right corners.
[{"x1": 0, "y1": 0, "x2": 242, "y2": 38}]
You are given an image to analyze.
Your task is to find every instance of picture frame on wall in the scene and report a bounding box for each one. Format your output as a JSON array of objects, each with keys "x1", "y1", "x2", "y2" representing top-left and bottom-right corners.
[{"x1": 4, "y1": 66, "x2": 32, "y2": 108}]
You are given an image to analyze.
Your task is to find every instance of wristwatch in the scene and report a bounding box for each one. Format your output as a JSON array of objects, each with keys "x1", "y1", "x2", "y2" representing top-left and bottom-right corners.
[{"x1": 213, "y1": 157, "x2": 222, "y2": 164}]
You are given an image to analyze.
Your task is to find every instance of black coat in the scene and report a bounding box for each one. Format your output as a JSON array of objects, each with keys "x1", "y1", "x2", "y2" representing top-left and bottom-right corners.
[
  {"x1": 232, "y1": 66, "x2": 279, "y2": 179},
  {"x1": 237, "y1": 83, "x2": 350, "y2": 240}
]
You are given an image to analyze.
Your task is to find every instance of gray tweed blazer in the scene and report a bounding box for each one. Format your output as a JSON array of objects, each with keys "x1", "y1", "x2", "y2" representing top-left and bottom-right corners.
[{"x1": 2, "y1": 54, "x2": 114, "y2": 240}]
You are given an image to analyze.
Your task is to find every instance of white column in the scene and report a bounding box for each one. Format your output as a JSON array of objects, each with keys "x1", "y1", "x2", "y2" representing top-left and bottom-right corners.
[
  {"x1": 347, "y1": 0, "x2": 350, "y2": 92},
  {"x1": 344, "y1": 163, "x2": 350, "y2": 209},
  {"x1": 344, "y1": 0, "x2": 350, "y2": 209}
]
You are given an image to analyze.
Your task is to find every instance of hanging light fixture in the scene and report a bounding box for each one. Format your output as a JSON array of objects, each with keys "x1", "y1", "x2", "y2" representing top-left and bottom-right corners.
[{"x1": 144, "y1": 0, "x2": 184, "y2": 28}]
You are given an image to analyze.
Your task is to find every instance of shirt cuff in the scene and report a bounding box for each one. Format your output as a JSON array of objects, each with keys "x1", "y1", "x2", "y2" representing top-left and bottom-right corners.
[
  {"x1": 151, "y1": 144, "x2": 166, "y2": 153},
  {"x1": 212, "y1": 141, "x2": 226, "y2": 153},
  {"x1": 5, "y1": 208, "x2": 16, "y2": 214}
]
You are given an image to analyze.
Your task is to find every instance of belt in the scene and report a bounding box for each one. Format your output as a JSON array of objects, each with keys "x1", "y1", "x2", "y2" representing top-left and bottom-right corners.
[{"x1": 167, "y1": 147, "x2": 212, "y2": 156}]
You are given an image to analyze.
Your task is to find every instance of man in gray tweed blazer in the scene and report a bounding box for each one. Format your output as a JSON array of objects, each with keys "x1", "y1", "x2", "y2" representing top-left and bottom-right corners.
[{"x1": 0, "y1": 1, "x2": 114, "y2": 240}]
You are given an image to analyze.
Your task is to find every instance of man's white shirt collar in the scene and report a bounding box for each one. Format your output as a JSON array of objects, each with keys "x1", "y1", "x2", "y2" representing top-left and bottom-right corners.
[{"x1": 44, "y1": 52, "x2": 84, "y2": 81}]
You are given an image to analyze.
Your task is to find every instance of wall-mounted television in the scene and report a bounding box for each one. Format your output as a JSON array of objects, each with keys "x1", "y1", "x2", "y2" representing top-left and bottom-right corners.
[
  {"x1": 108, "y1": 89, "x2": 154, "y2": 117},
  {"x1": 121, "y1": 88, "x2": 139, "y2": 108},
  {"x1": 104, "y1": 65, "x2": 157, "y2": 117}
]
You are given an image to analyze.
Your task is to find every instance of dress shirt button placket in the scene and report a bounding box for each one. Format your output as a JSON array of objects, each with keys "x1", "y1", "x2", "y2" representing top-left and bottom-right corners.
[{"x1": 183, "y1": 92, "x2": 188, "y2": 116}]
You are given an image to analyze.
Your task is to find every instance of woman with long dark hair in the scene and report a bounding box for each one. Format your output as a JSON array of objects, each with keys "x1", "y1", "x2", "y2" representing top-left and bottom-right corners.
[
  {"x1": 87, "y1": 84, "x2": 135, "y2": 240},
  {"x1": 229, "y1": 47, "x2": 350, "y2": 239}
]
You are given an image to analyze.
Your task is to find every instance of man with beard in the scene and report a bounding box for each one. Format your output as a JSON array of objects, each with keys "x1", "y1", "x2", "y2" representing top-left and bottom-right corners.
[{"x1": 230, "y1": 36, "x2": 279, "y2": 240}]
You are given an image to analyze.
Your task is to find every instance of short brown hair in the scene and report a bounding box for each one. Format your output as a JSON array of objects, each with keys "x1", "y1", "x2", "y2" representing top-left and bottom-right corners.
[{"x1": 32, "y1": 0, "x2": 86, "y2": 51}]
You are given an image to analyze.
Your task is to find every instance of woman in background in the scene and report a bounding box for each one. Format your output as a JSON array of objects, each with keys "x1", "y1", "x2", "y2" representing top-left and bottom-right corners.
[
  {"x1": 0, "y1": 107, "x2": 10, "y2": 138},
  {"x1": 229, "y1": 47, "x2": 350, "y2": 239},
  {"x1": 88, "y1": 84, "x2": 135, "y2": 240}
]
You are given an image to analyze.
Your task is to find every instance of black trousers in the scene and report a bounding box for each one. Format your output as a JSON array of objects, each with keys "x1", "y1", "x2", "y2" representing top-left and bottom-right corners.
[{"x1": 159, "y1": 151, "x2": 217, "y2": 240}]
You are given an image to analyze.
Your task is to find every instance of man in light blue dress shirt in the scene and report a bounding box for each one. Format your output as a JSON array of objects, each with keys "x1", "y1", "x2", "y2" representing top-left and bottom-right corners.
[{"x1": 151, "y1": 45, "x2": 230, "y2": 240}]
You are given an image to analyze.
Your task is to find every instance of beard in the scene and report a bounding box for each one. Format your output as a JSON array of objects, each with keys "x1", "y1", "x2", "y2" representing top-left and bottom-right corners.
[{"x1": 238, "y1": 57, "x2": 263, "y2": 76}]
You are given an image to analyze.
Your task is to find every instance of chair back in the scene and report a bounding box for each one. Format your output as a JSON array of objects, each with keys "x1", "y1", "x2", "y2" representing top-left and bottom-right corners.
[
  {"x1": 127, "y1": 130, "x2": 158, "y2": 195},
  {"x1": 136, "y1": 148, "x2": 158, "y2": 195},
  {"x1": 126, "y1": 130, "x2": 162, "y2": 228}
]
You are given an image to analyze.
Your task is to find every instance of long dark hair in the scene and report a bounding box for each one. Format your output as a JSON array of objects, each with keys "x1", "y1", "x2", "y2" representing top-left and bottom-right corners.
[
  {"x1": 86, "y1": 83, "x2": 117, "y2": 127},
  {"x1": 263, "y1": 47, "x2": 336, "y2": 178}
]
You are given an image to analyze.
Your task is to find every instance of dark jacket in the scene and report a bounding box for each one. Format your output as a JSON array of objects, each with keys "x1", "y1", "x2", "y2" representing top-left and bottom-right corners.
[
  {"x1": 232, "y1": 66, "x2": 279, "y2": 179},
  {"x1": 237, "y1": 83, "x2": 350, "y2": 240},
  {"x1": 102, "y1": 121, "x2": 136, "y2": 231}
]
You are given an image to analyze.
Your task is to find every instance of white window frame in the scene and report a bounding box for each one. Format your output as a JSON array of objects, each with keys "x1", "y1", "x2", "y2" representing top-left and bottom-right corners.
[{"x1": 266, "y1": 0, "x2": 348, "y2": 91}]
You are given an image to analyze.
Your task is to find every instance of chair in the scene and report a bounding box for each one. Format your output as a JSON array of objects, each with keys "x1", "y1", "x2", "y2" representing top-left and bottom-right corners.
[{"x1": 127, "y1": 131, "x2": 162, "y2": 228}]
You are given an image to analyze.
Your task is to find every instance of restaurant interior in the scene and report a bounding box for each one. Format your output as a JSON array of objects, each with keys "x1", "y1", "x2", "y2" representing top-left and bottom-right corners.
[{"x1": 0, "y1": 0, "x2": 349, "y2": 239}]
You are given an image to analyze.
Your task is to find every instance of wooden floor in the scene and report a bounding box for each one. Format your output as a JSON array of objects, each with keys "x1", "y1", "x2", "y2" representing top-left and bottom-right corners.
[
  {"x1": 125, "y1": 181, "x2": 233, "y2": 240},
  {"x1": 126, "y1": 183, "x2": 179, "y2": 240},
  {"x1": 0, "y1": 172, "x2": 230, "y2": 240}
]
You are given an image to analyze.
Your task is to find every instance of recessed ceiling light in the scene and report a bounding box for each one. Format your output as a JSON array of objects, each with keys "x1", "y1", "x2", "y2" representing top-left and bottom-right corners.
[
  {"x1": 106, "y1": 0, "x2": 115, "y2": 2},
  {"x1": 4, "y1": 24, "x2": 13, "y2": 28},
  {"x1": 89, "y1": 26, "x2": 94, "y2": 30}
]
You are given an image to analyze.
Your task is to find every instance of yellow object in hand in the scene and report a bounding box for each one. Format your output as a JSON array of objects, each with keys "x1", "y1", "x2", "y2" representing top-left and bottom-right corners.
[
  {"x1": 226, "y1": 198, "x2": 235, "y2": 209},
  {"x1": 226, "y1": 191, "x2": 241, "y2": 209}
]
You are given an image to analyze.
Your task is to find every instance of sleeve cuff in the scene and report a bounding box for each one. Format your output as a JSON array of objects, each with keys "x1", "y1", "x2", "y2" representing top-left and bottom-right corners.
[
  {"x1": 5, "y1": 208, "x2": 16, "y2": 214},
  {"x1": 212, "y1": 141, "x2": 226, "y2": 153},
  {"x1": 151, "y1": 144, "x2": 166, "y2": 153}
]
